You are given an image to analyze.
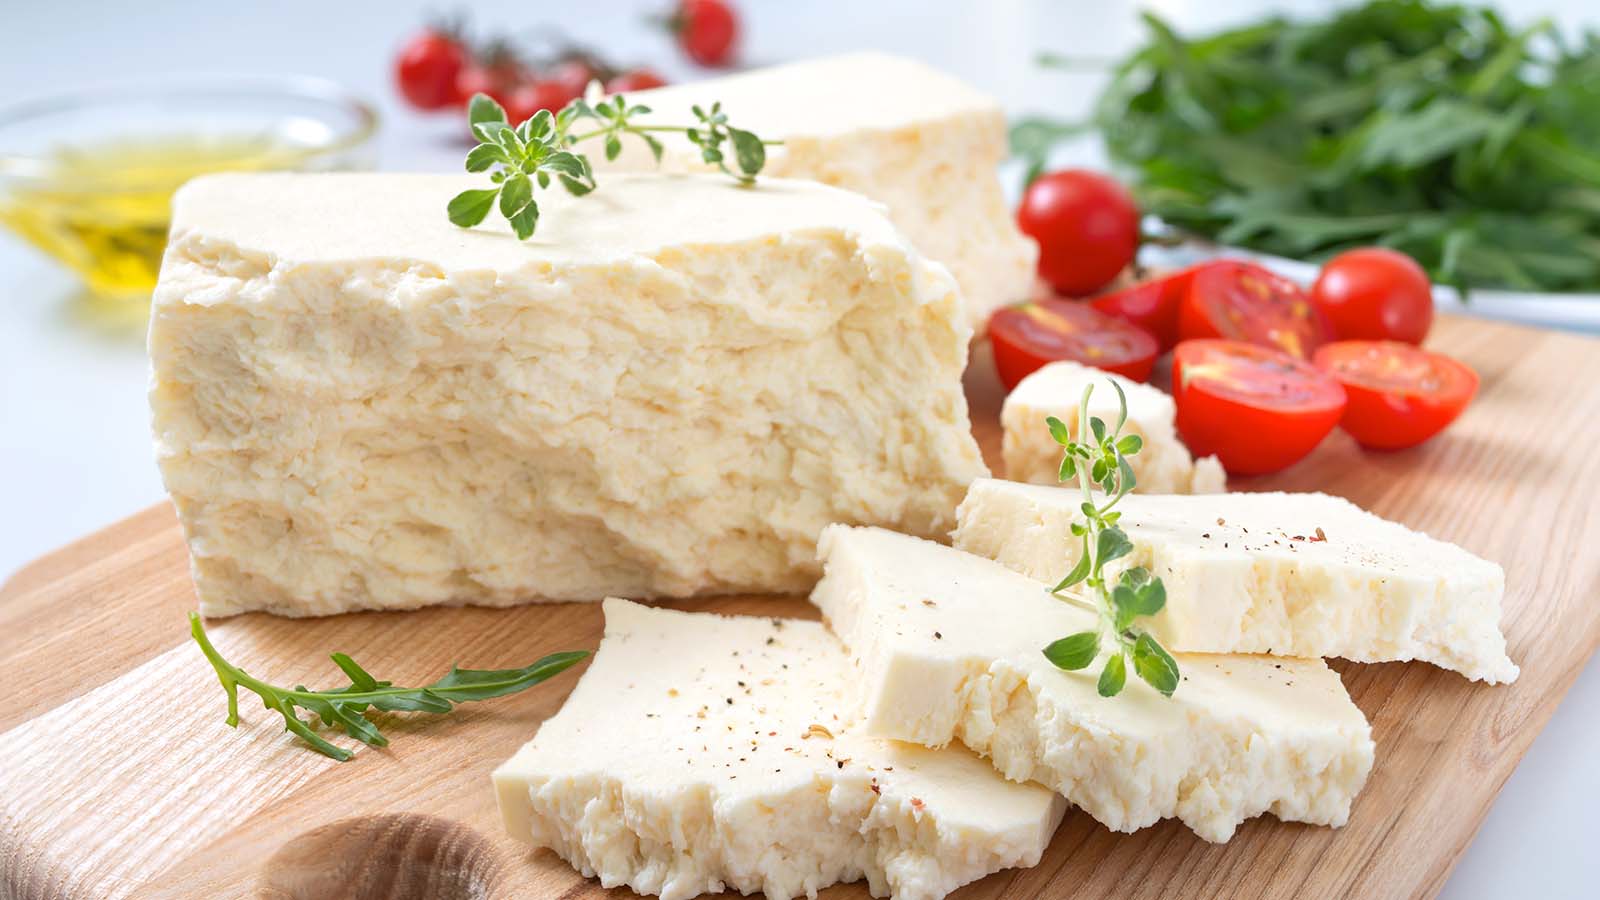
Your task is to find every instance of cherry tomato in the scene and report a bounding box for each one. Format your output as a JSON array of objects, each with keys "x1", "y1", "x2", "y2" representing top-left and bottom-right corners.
[
  {"x1": 675, "y1": 0, "x2": 740, "y2": 67},
  {"x1": 988, "y1": 298, "x2": 1160, "y2": 390},
  {"x1": 454, "y1": 60, "x2": 524, "y2": 109},
  {"x1": 1180, "y1": 260, "x2": 1329, "y2": 359},
  {"x1": 1090, "y1": 262, "x2": 1225, "y2": 352},
  {"x1": 550, "y1": 60, "x2": 598, "y2": 102},
  {"x1": 1172, "y1": 339, "x2": 1347, "y2": 475},
  {"x1": 607, "y1": 68, "x2": 668, "y2": 93},
  {"x1": 395, "y1": 31, "x2": 466, "y2": 111},
  {"x1": 1312, "y1": 341, "x2": 1476, "y2": 450},
  {"x1": 1311, "y1": 248, "x2": 1434, "y2": 344},
  {"x1": 506, "y1": 80, "x2": 577, "y2": 125},
  {"x1": 1017, "y1": 170, "x2": 1141, "y2": 297}
]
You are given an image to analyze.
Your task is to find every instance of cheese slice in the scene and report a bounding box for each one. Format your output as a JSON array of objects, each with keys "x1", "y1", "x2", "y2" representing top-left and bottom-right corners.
[
  {"x1": 494, "y1": 599, "x2": 1065, "y2": 900},
  {"x1": 594, "y1": 52, "x2": 1037, "y2": 332},
  {"x1": 812, "y1": 525, "x2": 1375, "y2": 843},
  {"x1": 150, "y1": 172, "x2": 988, "y2": 617},
  {"x1": 1002, "y1": 361, "x2": 1224, "y2": 493},
  {"x1": 953, "y1": 478, "x2": 1518, "y2": 682}
]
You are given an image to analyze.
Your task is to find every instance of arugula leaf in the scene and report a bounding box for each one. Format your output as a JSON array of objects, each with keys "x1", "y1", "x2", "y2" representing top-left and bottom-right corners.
[
  {"x1": 1010, "y1": 117, "x2": 1091, "y2": 186},
  {"x1": 188, "y1": 613, "x2": 587, "y2": 761},
  {"x1": 1028, "y1": 0, "x2": 1600, "y2": 293}
]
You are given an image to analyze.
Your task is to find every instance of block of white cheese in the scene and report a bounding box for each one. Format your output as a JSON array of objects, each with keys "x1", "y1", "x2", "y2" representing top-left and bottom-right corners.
[
  {"x1": 812, "y1": 525, "x2": 1375, "y2": 843},
  {"x1": 596, "y1": 52, "x2": 1037, "y2": 332},
  {"x1": 494, "y1": 599, "x2": 1065, "y2": 900},
  {"x1": 953, "y1": 478, "x2": 1518, "y2": 683},
  {"x1": 1003, "y1": 361, "x2": 1225, "y2": 493},
  {"x1": 149, "y1": 172, "x2": 988, "y2": 617}
]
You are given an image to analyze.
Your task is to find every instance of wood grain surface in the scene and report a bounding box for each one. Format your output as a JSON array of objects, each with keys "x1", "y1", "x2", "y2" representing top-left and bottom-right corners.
[{"x1": 2, "y1": 315, "x2": 1598, "y2": 900}]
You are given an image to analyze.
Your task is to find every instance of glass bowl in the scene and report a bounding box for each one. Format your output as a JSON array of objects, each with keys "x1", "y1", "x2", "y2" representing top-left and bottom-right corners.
[{"x1": 0, "y1": 75, "x2": 378, "y2": 300}]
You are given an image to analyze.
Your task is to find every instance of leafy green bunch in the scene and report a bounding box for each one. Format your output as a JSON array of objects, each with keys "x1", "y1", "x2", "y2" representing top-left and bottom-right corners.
[
  {"x1": 1015, "y1": 0, "x2": 1600, "y2": 293},
  {"x1": 448, "y1": 91, "x2": 774, "y2": 239},
  {"x1": 189, "y1": 612, "x2": 587, "y2": 761},
  {"x1": 1039, "y1": 382, "x2": 1180, "y2": 698}
]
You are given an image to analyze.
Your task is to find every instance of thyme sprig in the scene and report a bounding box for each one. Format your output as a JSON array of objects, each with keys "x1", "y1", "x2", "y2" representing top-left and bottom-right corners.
[
  {"x1": 189, "y1": 613, "x2": 587, "y2": 761},
  {"x1": 684, "y1": 101, "x2": 767, "y2": 184},
  {"x1": 448, "y1": 90, "x2": 775, "y2": 239},
  {"x1": 1039, "y1": 381, "x2": 1181, "y2": 698}
]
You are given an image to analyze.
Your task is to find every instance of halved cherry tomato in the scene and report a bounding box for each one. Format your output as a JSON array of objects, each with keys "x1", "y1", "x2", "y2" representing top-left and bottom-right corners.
[
  {"x1": 1172, "y1": 339, "x2": 1347, "y2": 475},
  {"x1": 1311, "y1": 248, "x2": 1434, "y2": 344},
  {"x1": 1090, "y1": 262, "x2": 1224, "y2": 352},
  {"x1": 1180, "y1": 260, "x2": 1329, "y2": 359},
  {"x1": 1312, "y1": 341, "x2": 1477, "y2": 450},
  {"x1": 989, "y1": 298, "x2": 1160, "y2": 390}
]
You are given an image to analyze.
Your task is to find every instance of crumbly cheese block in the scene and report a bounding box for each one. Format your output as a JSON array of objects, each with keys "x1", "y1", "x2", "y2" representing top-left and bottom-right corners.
[
  {"x1": 149, "y1": 172, "x2": 988, "y2": 617},
  {"x1": 494, "y1": 599, "x2": 1065, "y2": 900},
  {"x1": 953, "y1": 478, "x2": 1518, "y2": 683},
  {"x1": 596, "y1": 52, "x2": 1037, "y2": 332},
  {"x1": 1002, "y1": 361, "x2": 1225, "y2": 493},
  {"x1": 812, "y1": 525, "x2": 1375, "y2": 843}
]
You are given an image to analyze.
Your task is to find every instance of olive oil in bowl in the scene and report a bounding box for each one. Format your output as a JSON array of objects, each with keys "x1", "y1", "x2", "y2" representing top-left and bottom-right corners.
[
  {"x1": 0, "y1": 137, "x2": 293, "y2": 297},
  {"x1": 0, "y1": 76, "x2": 376, "y2": 303}
]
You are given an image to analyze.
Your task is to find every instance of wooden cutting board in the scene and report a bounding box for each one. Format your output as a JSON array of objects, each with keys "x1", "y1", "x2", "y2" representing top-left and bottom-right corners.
[{"x1": 3, "y1": 314, "x2": 1598, "y2": 900}]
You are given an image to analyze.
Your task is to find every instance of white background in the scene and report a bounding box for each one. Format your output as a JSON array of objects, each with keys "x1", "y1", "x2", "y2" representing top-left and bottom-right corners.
[{"x1": 1, "y1": 1, "x2": 1595, "y2": 896}]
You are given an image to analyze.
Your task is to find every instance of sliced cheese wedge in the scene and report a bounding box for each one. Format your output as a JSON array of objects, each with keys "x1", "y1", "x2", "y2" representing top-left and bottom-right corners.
[
  {"x1": 812, "y1": 525, "x2": 1375, "y2": 843},
  {"x1": 494, "y1": 599, "x2": 1066, "y2": 900},
  {"x1": 1002, "y1": 361, "x2": 1224, "y2": 493},
  {"x1": 594, "y1": 53, "x2": 1036, "y2": 331},
  {"x1": 953, "y1": 478, "x2": 1518, "y2": 683}
]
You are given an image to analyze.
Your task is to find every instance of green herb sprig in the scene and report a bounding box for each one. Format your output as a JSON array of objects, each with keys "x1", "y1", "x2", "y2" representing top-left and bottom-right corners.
[
  {"x1": 189, "y1": 612, "x2": 587, "y2": 761},
  {"x1": 684, "y1": 101, "x2": 768, "y2": 184},
  {"x1": 1039, "y1": 381, "x2": 1180, "y2": 698},
  {"x1": 448, "y1": 91, "x2": 775, "y2": 239}
]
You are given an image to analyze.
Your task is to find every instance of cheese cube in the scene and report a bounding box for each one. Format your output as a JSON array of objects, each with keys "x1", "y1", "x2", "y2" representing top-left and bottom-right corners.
[
  {"x1": 493, "y1": 599, "x2": 1066, "y2": 900},
  {"x1": 812, "y1": 525, "x2": 1375, "y2": 843},
  {"x1": 953, "y1": 478, "x2": 1518, "y2": 682},
  {"x1": 597, "y1": 53, "x2": 1037, "y2": 332},
  {"x1": 1002, "y1": 361, "x2": 1225, "y2": 493},
  {"x1": 149, "y1": 173, "x2": 988, "y2": 617}
]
